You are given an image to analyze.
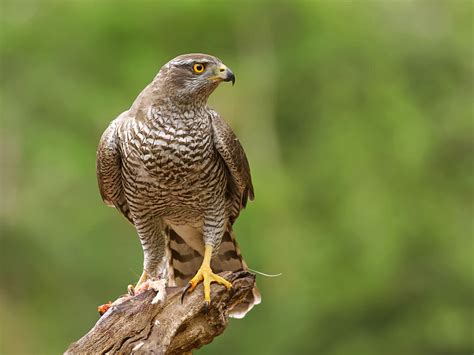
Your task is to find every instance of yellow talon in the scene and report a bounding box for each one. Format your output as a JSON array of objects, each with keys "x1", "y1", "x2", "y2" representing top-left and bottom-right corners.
[
  {"x1": 183, "y1": 245, "x2": 232, "y2": 304},
  {"x1": 128, "y1": 270, "x2": 149, "y2": 295}
]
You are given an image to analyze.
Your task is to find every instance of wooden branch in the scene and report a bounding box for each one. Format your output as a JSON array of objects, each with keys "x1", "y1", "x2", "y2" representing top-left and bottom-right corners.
[{"x1": 65, "y1": 271, "x2": 256, "y2": 354}]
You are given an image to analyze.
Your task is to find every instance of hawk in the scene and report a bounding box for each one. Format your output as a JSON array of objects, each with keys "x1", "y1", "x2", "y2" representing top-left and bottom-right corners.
[{"x1": 96, "y1": 54, "x2": 260, "y2": 317}]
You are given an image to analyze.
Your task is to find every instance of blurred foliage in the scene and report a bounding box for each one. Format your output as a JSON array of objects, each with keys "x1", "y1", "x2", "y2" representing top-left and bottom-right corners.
[{"x1": 0, "y1": 0, "x2": 473, "y2": 354}]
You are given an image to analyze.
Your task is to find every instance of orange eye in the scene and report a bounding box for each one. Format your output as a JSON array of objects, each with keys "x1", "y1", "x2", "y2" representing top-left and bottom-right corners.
[{"x1": 193, "y1": 63, "x2": 205, "y2": 74}]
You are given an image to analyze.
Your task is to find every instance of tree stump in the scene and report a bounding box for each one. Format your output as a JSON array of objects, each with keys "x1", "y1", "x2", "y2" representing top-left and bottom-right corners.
[{"x1": 65, "y1": 271, "x2": 256, "y2": 354}]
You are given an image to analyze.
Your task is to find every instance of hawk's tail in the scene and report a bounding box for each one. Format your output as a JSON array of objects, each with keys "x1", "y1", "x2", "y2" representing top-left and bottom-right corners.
[{"x1": 167, "y1": 224, "x2": 261, "y2": 318}]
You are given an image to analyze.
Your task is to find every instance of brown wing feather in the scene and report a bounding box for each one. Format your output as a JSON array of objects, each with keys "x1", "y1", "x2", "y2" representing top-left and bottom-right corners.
[
  {"x1": 96, "y1": 113, "x2": 133, "y2": 224},
  {"x1": 210, "y1": 110, "x2": 254, "y2": 223}
]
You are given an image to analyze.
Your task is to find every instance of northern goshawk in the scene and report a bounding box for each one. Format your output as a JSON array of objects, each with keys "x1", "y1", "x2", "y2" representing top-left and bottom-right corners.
[{"x1": 96, "y1": 53, "x2": 260, "y2": 317}]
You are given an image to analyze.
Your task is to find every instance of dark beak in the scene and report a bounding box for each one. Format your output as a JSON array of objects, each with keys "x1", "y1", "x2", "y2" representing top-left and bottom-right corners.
[
  {"x1": 215, "y1": 64, "x2": 236, "y2": 86},
  {"x1": 223, "y1": 67, "x2": 235, "y2": 86}
]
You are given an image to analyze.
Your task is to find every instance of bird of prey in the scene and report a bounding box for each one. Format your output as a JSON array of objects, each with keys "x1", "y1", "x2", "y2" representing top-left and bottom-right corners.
[{"x1": 96, "y1": 53, "x2": 260, "y2": 317}]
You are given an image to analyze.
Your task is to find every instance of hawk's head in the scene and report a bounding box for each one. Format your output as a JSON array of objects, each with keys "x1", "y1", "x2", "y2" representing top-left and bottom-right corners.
[{"x1": 154, "y1": 53, "x2": 235, "y2": 104}]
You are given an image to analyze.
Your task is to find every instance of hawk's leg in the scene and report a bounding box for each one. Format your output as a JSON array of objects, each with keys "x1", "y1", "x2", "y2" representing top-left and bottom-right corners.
[
  {"x1": 181, "y1": 244, "x2": 232, "y2": 306},
  {"x1": 127, "y1": 213, "x2": 169, "y2": 304}
]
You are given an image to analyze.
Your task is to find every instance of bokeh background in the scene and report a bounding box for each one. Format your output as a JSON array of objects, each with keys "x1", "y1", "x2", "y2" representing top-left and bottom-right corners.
[{"x1": 1, "y1": 0, "x2": 472, "y2": 354}]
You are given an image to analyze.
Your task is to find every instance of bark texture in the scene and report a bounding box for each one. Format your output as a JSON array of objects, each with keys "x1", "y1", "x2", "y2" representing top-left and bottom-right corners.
[{"x1": 65, "y1": 271, "x2": 255, "y2": 354}]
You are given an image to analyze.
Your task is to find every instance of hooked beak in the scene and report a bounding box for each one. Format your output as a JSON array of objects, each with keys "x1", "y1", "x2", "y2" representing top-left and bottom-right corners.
[{"x1": 215, "y1": 64, "x2": 235, "y2": 85}]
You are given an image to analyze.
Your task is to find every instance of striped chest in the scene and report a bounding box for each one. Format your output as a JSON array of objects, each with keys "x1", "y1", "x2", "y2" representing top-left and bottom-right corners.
[{"x1": 118, "y1": 107, "x2": 228, "y2": 219}]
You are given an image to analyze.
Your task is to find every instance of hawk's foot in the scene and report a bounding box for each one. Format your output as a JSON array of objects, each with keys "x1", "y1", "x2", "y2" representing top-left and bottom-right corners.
[
  {"x1": 127, "y1": 270, "x2": 149, "y2": 296},
  {"x1": 181, "y1": 245, "x2": 232, "y2": 306},
  {"x1": 128, "y1": 271, "x2": 167, "y2": 304}
]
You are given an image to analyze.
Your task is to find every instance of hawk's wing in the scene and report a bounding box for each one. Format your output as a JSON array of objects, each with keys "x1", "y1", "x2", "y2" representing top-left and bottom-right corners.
[
  {"x1": 210, "y1": 110, "x2": 254, "y2": 223},
  {"x1": 96, "y1": 112, "x2": 133, "y2": 224}
]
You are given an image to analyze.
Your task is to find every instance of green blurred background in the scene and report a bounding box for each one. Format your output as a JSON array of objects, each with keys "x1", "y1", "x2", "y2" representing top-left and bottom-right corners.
[{"x1": 1, "y1": 0, "x2": 472, "y2": 354}]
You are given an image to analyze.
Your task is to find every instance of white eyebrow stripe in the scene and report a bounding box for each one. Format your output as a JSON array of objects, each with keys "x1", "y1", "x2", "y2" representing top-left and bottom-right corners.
[{"x1": 172, "y1": 58, "x2": 213, "y2": 66}]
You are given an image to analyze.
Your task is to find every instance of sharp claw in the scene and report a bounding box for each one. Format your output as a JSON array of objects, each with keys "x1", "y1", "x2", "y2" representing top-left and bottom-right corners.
[
  {"x1": 181, "y1": 283, "x2": 192, "y2": 304},
  {"x1": 204, "y1": 300, "x2": 210, "y2": 312},
  {"x1": 127, "y1": 284, "x2": 135, "y2": 296}
]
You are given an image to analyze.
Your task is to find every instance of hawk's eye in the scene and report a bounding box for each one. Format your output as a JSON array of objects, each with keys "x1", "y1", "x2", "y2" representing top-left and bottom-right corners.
[{"x1": 193, "y1": 63, "x2": 205, "y2": 74}]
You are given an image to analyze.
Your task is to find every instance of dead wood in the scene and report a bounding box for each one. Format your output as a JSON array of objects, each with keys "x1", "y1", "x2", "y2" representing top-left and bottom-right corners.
[{"x1": 65, "y1": 271, "x2": 256, "y2": 354}]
